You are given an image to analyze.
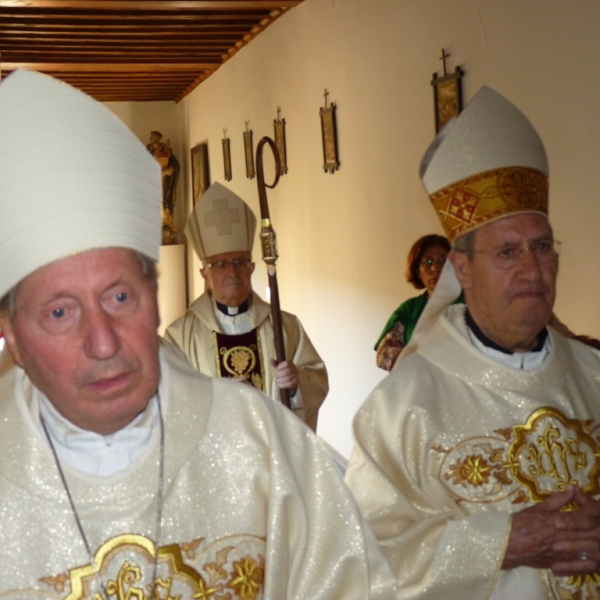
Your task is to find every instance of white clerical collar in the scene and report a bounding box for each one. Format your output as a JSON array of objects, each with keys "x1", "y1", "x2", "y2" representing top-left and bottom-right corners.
[
  {"x1": 38, "y1": 391, "x2": 158, "y2": 477},
  {"x1": 213, "y1": 296, "x2": 254, "y2": 335},
  {"x1": 216, "y1": 298, "x2": 250, "y2": 316},
  {"x1": 465, "y1": 317, "x2": 551, "y2": 370}
]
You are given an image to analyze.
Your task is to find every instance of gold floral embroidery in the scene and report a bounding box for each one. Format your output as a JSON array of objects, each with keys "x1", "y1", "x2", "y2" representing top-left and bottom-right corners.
[
  {"x1": 204, "y1": 547, "x2": 233, "y2": 584},
  {"x1": 494, "y1": 428, "x2": 513, "y2": 441},
  {"x1": 547, "y1": 570, "x2": 600, "y2": 600},
  {"x1": 511, "y1": 489, "x2": 529, "y2": 504},
  {"x1": 440, "y1": 438, "x2": 516, "y2": 502},
  {"x1": 35, "y1": 533, "x2": 266, "y2": 600},
  {"x1": 436, "y1": 407, "x2": 600, "y2": 598},
  {"x1": 192, "y1": 578, "x2": 219, "y2": 600},
  {"x1": 181, "y1": 537, "x2": 204, "y2": 560},
  {"x1": 446, "y1": 455, "x2": 492, "y2": 487},
  {"x1": 230, "y1": 556, "x2": 264, "y2": 600},
  {"x1": 39, "y1": 573, "x2": 68, "y2": 593},
  {"x1": 250, "y1": 372, "x2": 263, "y2": 389},
  {"x1": 438, "y1": 408, "x2": 600, "y2": 504}
]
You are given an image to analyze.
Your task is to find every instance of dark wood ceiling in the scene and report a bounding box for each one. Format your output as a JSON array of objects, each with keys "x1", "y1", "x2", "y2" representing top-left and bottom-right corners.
[{"x1": 0, "y1": 1, "x2": 303, "y2": 102}]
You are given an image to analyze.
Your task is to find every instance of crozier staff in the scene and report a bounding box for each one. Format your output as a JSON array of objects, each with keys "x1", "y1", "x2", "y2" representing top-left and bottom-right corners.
[
  {"x1": 0, "y1": 69, "x2": 394, "y2": 598},
  {"x1": 346, "y1": 86, "x2": 600, "y2": 600},
  {"x1": 254, "y1": 136, "x2": 290, "y2": 407}
]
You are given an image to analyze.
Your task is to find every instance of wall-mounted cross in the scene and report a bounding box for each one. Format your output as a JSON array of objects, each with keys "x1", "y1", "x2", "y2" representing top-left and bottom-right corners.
[{"x1": 440, "y1": 48, "x2": 450, "y2": 76}]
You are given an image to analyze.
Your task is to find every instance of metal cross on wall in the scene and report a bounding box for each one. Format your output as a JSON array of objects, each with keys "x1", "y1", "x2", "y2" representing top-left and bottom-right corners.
[{"x1": 440, "y1": 48, "x2": 450, "y2": 76}]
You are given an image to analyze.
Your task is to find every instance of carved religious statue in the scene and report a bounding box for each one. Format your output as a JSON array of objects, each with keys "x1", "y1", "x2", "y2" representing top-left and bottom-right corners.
[{"x1": 147, "y1": 131, "x2": 180, "y2": 244}]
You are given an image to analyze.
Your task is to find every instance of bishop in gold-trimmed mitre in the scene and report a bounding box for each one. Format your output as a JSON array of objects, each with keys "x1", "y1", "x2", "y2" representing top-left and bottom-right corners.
[
  {"x1": 399, "y1": 87, "x2": 550, "y2": 363},
  {"x1": 420, "y1": 86, "x2": 549, "y2": 242}
]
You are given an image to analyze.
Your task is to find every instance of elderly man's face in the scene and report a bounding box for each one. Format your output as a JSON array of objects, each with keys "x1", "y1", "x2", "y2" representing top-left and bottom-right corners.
[
  {"x1": 1, "y1": 248, "x2": 160, "y2": 435},
  {"x1": 450, "y1": 213, "x2": 557, "y2": 352},
  {"x1": 201, "y1": 251, "x2": 255, "y2": 307}
]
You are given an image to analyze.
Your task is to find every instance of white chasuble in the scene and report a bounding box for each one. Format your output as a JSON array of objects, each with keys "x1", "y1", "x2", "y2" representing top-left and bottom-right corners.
[
  {"x1": 0, "y1": 343, "x2": 394, "y2": 599},
  {"x1": 164, "y1": 291, "x2": 328, "y2": 432},
  {"x1": 346, "y1": 305, "x2": 600, "y2": 600}
]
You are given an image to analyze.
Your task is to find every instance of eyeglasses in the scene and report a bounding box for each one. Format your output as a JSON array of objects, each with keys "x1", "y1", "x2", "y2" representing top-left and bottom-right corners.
[
  {"x1": 420, "y1": 256, "x2": 447, "y2": 270},
  {"x1": 472, "y1": 239, "x2": 561, "y2": 270},
  {"x1": 206, "y1": 258, "x2": 253, "y2": 271}
]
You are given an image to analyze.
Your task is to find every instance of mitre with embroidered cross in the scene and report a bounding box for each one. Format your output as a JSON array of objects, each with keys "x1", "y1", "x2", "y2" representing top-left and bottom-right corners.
[
  {"x1": 185, "y1": 182, "x2": 257, "y2": 260},
  {"x1": 420, "y1": 85, "x2": 549, "y2": 242}
]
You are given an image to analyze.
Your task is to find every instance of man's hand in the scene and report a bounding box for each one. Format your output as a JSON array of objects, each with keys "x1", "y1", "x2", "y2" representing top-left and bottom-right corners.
[
  {"x1": 270, "y1": 359, "x2": 299, "y2": 395},
  {"x1": 503, "y1": 486, "x2": 600, "y2": 576}
]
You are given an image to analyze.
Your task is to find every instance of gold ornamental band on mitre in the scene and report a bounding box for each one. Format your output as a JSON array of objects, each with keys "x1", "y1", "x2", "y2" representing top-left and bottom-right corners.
[{"x1": 429, "y1": 166, "x2": 549, "y2": 242}]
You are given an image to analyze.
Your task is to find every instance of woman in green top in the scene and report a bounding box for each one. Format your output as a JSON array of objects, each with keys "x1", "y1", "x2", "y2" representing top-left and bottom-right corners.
[{"x1": 375, "y1": 234, "x2": 453, "y2": 371}]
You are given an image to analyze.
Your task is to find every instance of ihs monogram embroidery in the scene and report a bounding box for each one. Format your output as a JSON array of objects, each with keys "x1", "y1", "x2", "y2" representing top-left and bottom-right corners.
[
  {"x1": 434, "y1": 407, "x2": 600, "y2": 600},
  {"x1": 34, "y1": 533, "x2": 265, "y2": 600}
]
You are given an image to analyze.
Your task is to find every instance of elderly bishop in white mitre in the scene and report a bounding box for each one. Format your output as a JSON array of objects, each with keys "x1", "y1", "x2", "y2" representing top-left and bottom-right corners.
[
  {"x1": 346, "y1": 86, "x2": 600, "y2": 600},
  {"x1": 0, "y1": 69, "x2": 395, "y2": 599}
]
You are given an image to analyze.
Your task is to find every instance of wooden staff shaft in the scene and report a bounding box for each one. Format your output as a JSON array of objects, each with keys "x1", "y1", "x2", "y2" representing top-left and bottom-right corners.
[{"x1": 256, "y1": 136, "x2": 291, "y2": 409}]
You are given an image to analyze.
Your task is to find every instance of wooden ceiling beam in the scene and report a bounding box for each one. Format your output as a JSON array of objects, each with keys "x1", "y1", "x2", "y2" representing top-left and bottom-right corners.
[
  {"x1": 0, "y1": 1, "x2": 298, "y2": 101},
  {"x1": 0, "y1": 17, "x2": 266, "y2": 26},
  {"x1": 0, "y1": 37, "x2": 237, "y2": 48},
  {"x1": 6, "y1": 54, "x2": 224, "y2": 61},
  {"x1": 2, "y1": 33, "x2": 240, "y2": 40},
  {"x1": 2, "y1": 62, "x2": 216, "y2": 71},
  {"x1": 0, "y1": 1, "x2": 300, "y2": 9},
  {"x1": 0, "y1": 27, "x2": 251, "y2": 36}
]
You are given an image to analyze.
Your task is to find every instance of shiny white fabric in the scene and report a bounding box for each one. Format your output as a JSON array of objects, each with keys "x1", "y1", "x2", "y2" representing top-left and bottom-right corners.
[
  {"x1": 38, "y1": 391, "x2": 158, "y2": 477},
  {"x1": 0, "y1": 70, "x2": 161, "y2": 298},
  {"x1": 165, "y1": 291, "x2": 328, "y2": 431},
  {"x1": 346, "y1": 305, "x2": 600, "y2": 600},
  {"x1": 0, "y1": 343, "x2": 395, "y2": 599}
]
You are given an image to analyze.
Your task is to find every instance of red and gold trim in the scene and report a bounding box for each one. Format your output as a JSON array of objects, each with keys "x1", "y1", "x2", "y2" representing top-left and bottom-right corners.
[{"x1": 430, "y1": 166, "x2": 549, "y2": 241}]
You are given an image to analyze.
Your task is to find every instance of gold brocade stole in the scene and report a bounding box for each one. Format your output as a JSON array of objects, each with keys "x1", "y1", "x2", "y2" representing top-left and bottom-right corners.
[{"x1": 212, "y1": 328, "x2": 265, "y2": 391}]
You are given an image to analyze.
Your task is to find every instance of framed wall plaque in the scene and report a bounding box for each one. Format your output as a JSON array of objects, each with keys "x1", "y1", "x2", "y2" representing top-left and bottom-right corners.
[
  {"x1": 431, "y1": 66, "x2": 463, "y2": 133},
  {"x1": 222, "y1": 129, "x2": 232, "y2": 181},
  {"x1": 243, "y1": 122, "x2": 255, "y2": 179},
  {"x1": 320, "y1": 90, "x2": 339, "y2": 174},
  {"x1": 190, "y1": 142, "x2": 210, "y2": 205},
  {"x1": 274, "y1": 107, "x2": 288, "y2": 175}
]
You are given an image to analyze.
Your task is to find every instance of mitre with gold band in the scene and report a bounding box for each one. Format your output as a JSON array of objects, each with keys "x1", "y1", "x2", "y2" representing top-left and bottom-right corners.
[
  {"x1": 420, "y1": 85, "x2": 549, "y2": 242},
  {"x1": 397, "y1": 86, "x2": 549, "y2": 365},
  {"x1": 185, "y1": 181, "x2": 257, "y2": 261}
]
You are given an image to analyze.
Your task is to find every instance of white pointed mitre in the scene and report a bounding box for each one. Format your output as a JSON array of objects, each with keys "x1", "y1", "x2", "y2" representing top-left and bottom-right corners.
[
  {"x1": 398, "y1": 87, "x2": 550, "y2": 366},
  {"x1": 185, "y1": 182, "x2": 257, "y2": 260},
  {"x1": 420, "y1": 86, "x2": 549, "y2": 242},
  {"x1": 0, "y1": 70, "x2": 161, "y2": 298}
]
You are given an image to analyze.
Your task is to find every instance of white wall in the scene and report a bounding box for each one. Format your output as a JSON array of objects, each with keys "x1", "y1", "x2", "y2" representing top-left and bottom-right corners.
[{"x1": 113, "y1": 0, "x2": 600, "y2": 458}]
